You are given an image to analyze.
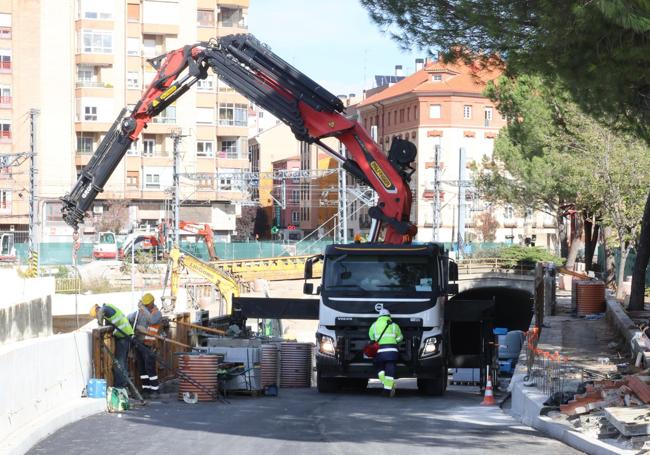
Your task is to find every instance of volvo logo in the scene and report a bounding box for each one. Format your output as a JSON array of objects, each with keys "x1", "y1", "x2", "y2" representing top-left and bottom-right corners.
[{"x1": 374, "y1": 303, "x2": 384, "y2": 312}]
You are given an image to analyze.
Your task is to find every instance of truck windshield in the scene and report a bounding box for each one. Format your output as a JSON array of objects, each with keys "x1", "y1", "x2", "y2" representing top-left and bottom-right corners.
[
  {"x1": 323, "y1": 255, "x2": 436, "y2": 293},
  {"x1": 99, "y1": 233, "x2": 115, "y2": 244}
]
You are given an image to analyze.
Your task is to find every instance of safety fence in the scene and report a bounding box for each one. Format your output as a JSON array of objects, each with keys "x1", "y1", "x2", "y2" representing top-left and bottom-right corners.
[
  {"x1": 525, "y1": 328, "x2": 574, "y2": 397},
  {"x1": 457, "y1": 258, "x2": 537, "y2": 276}
]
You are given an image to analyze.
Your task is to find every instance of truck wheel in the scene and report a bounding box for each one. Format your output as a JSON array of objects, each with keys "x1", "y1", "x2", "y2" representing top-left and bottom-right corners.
[
  {"x1": 417, "y1": 371, "x2": 447, "y2": 396},
  {"x1": 317, "y1": 374, "x2": 339, "y2": 393}
]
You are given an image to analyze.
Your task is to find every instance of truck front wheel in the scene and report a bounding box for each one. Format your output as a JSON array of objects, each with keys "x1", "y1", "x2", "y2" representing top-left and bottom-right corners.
[
  {"x1": 417, "y1": 371, "x2": 447, "y2": 396},
  {"x1": 317, "y1": 374, "x2": 339, "y2": 393}
]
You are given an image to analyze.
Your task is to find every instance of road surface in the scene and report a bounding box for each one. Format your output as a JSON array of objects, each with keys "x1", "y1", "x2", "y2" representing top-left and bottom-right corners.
[{"x1": 28, "y1": 381, "x2": 580, "y2": 455}]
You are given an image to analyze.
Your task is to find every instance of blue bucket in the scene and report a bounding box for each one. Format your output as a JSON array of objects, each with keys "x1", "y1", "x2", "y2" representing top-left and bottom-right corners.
[{"x1": 87, "y1": 379, "x2": 107, "y2": 398}]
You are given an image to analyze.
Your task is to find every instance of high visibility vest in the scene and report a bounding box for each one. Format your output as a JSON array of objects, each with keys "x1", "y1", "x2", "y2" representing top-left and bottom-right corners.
[
  {"x1": 143, "y1": 307, "x2": 161, "y2": 345},
  {"x1": 369, "y1": 316, "x2": 403, "y2": 345},
  {"x1": 105, "y1": 303, "x2": 134, "y2": 338}
]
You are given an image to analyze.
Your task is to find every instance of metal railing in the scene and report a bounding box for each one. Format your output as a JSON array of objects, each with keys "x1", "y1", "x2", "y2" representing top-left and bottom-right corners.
[
  {"x1": 55, "y1": 277, "x2": 82, "y2": 294},
  {"x1": 456, "y1": 258, "x2": 536, "y2": 275}
]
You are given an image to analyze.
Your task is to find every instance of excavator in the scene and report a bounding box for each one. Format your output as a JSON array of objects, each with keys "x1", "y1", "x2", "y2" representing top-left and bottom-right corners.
[
  {"x1": 178, "y1": 220, "x2": 218, "y2": 261},
  {"x1": 61, "y1": 34, "x2": 468, "y2": 396}
]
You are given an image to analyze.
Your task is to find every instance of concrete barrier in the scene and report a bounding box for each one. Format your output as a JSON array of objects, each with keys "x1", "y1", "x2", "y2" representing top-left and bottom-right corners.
[
  {"x1": 0, "y1": 327, "x2": 105, "y2": 454},
  {"x1": 0, "y1": 271, "x2": 55, "y2": 344}
]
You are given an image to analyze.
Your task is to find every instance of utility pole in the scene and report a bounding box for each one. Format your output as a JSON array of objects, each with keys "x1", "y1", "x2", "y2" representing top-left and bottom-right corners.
[
  {"x1": 457, "y1": 147, "x2": 467, "y2": 258},
  {"x1": 29, "y1": 109, "x2": 39, "y2": 274},
  {"x1": 171, "y1": 129, "x2": 188, "y2": 246},
  {"x1": 432, "y1": 143, "x2": 441, "y2": 242},
  {"x1": 337, "y1": 143, "x2": 348, "y2": 244}
]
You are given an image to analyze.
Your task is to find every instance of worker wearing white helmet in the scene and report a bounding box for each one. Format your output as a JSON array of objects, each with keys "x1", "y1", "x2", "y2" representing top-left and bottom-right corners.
[{"x1": 368, "y1": 308, "x2": 403, "y2": 397}]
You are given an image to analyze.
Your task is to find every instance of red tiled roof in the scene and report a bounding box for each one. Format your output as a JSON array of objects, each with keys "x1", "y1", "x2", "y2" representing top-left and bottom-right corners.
[{"x1": 358, "y1": 59, "x2": 502, "y2": 107}]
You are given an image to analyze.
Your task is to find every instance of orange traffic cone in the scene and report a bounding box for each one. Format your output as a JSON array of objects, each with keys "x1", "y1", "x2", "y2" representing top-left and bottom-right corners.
[{"x1": 481, "y1": 368, "x2": 496, "y2": 406}]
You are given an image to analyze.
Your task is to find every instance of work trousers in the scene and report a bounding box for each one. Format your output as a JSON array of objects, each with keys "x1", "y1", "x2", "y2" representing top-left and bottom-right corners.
[
  {"x1": 113, "y1": 336, "x2": 131, "y2": 388},
  {"x1": 135, "y1": 342, "x2": 159, "y2": 392},
  {"x1": 374, "y1": 350, "x2": 398, "y2": 389}
]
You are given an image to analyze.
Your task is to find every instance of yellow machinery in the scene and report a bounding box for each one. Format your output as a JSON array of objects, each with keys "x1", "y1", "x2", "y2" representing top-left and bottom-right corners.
[{"x1": 163, "y1": 247, "x2": 240, "y2": 315}]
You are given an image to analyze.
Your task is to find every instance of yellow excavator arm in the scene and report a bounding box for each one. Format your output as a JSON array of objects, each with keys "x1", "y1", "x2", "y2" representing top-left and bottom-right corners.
[{"x1": 165, "y1": 247, "x2": 240, "y2": 314}]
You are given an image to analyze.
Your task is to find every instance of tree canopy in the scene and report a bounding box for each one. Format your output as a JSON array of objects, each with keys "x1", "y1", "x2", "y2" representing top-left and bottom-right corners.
[{"x1": 360, "y1": 0, "x2": 650, "y2": 142}]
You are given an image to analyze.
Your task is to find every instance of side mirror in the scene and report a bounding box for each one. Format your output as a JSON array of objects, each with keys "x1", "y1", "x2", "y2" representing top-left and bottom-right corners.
[
  {"x1": 448, "y1": 261, "x2": 458, "y2": 282},
  {"x1": 303, "y1": 282, "x2": 314, "y2": 294},
  {"x1": 447, "y1": 283, "x2": 459, "y2": 295},
  {"x1": 304, "y1": 254, "x2": 322, "y2": 280}
]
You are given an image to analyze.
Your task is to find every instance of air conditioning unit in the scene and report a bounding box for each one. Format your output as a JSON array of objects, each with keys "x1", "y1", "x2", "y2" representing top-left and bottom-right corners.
[{"x1": 93, "y1": 205, "x2": 103, "y2": 214}]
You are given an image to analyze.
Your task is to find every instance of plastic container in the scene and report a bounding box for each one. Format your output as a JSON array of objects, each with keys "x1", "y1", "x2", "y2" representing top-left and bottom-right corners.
[{"x1": 87, "y1": 378, "x2": 107, "y2": 398}]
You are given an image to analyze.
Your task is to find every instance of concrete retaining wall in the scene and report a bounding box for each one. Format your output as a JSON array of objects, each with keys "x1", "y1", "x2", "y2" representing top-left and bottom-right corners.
[
  {"x1": 0, "y1": 327, "x2": 103, "y2": 454},
  {"x1": 0, "y1": 271, "x2": 55, "y2": 344}
]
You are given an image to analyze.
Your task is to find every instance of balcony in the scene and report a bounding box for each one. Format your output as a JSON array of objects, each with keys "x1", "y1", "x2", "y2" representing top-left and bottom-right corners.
[
  {"x1": 76, "y1": 80, "x2": 110, "y2": 88},
  {"x1": 0, "y1": 96, "x2": 11, "y2": 108},
  {"x1": 0, "y1": 27, "x2": 11, "y2": 39},
  {"x1": 0, "y1": 60, "x2": 11, "y2": 73},
  {"x1": 0, "y1": 130, "x2": 11, "y2": 142}
]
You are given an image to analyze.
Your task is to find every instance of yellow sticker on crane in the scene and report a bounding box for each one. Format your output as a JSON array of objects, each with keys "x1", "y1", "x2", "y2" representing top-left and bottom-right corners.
[
  {"x1": 370, "y1": 161, "x2": 392, "y2": 189},
  {"x1": 160, "y1": 85, "x2": 177, "y2": 100}
]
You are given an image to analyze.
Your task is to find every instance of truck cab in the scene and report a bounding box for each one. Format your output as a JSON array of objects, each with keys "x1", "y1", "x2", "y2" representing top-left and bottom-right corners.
[
  {"x1": 306, "y1": 242, "x2": 457, "y2": 395},
  {"x1": 92, "y1": 231, "x2": 118, "y2": 260}
]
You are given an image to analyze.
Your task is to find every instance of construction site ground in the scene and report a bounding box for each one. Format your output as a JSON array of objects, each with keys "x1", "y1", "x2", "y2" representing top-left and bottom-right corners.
[
  {"x1": 28, "y1": 381, "x2": 578, "y2": 455},
  {"x1": 510, "y1": 289, "x2": 650, "y2": 453}
]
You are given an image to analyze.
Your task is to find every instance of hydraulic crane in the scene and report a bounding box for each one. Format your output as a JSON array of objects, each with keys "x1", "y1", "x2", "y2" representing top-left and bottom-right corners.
[{"x1": 61, "y1": 34, "x2": 417, "y2": 244}]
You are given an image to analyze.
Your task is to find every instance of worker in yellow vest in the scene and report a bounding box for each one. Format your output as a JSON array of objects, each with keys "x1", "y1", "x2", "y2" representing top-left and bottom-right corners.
[
  {"x1": 368, "y1": 308, "x2": 403, "y2": 397},
  {"x1": 90, "y1": 303, "x2": 134, "y2": 388},
  {"x1": 128, "y1": 293, "x2": 162, "y2": 397}
]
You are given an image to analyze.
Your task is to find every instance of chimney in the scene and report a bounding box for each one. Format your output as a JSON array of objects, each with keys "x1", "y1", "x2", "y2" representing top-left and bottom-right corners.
[
  {"x1": 394, "y1": 65, "x2": 403, "y2": 77},
  {"x1": 415, "y1": 58, "x2": 424, "y2": 72}
]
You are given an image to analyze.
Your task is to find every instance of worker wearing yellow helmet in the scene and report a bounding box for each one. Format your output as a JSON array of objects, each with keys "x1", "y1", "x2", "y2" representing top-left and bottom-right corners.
[
  {"x1": 90, "y1": 303, "x2": 134, "y2": 388},
  {"x1": 128, "y1": 293, "x2": 163, "y2": 397}
]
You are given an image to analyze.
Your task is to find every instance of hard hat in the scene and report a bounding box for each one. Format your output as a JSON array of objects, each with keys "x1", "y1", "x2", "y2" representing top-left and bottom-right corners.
[
  {"x1": 379, "y1": 308, "x2": 390, "y2": 316},
  {"x1": 89, "y1": 304, "x2": 99, "y2": 318},
  {"x1": 141, "y1": 293, "x2": 155, "y2": 306}
]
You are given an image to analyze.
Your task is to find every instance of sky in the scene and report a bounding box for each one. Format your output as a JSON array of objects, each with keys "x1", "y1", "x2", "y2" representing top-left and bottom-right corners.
[{"x1": 247, "y1": 0, "x2": 423, "y2": 97}]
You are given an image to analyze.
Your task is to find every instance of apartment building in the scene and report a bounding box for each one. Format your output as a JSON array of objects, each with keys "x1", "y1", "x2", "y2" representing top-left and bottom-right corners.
[
  {"x1": 357, "y1": 59, "x2": 557, "y2": 249},
  {"x1": 0, "y1": 0, "x2": 250, "y2": 242}
]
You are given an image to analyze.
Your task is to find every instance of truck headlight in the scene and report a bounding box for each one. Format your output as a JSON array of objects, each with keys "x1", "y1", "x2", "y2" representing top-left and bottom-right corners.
[
  {"x1": 420, "y1": 337, "x2": 439, "y2": 358},
  {"x1": 318, "y1": 335, "x2": 335, "y2": 356}
]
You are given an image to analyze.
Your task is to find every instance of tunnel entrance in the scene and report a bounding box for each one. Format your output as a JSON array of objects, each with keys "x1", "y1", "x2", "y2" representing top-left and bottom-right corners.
[
  {"x1": 451, "y1": 286, "x2": 534, "y2": 331},
  {"x1": 446, "y1": 287, "x2": 533, "y2": 369}
]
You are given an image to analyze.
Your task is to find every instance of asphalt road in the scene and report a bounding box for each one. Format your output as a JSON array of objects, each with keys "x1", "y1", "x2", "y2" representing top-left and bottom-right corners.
[{"x1": 28, "y1": 381, "x2": 580, "y2": 455}]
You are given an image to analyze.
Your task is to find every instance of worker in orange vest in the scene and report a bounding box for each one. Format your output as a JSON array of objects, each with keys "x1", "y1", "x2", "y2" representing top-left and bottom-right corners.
[{"x1": 128, "y1": 293, "x2": 162, "y2": 397}]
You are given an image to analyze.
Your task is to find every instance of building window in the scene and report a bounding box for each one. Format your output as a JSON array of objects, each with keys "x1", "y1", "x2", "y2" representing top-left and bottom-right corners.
[
  {"x1": 127, "y1": 71, "x2": 140, "y2": 89},
  {"x1": 197, "y1": 9, "x2": 214, "y2": 27},
  {"x1": 463, "y1": 105, "x2": 472, "y2": 119},
  {"x1": 393, "y1": 111, "x2": 397, "y2": 124},
  {"x1": 0, "y1": 86, "x2": 10, "y2": 106},
  {"x1": 291, "y1": 190, "x2": 299, "y2": 204},
  {"x1": 414, "y1": 105, "x2": 418, "y2": 120},
  {"x1": 80, "y1": 0, "x2": 113, "y2": 20},
  {"x1": 127, "y1": 140, "x2": 138, "y2": 156},
  {"x1": 291, "y1": 211, "x2": 299, "y2": 224},
  {"x1": 197, "y1": 107, "x2": 214, "y2": 124},
  {"x1": 127, "y1": 3, "x2": 140, "y2": 22},
  {"x1": 197, "y1": 140, "x2": 214, "y2": 157},
  {"x1": 127, "y1": 171, "x2": 139, "y2": 187},
  {"x1": 77, "y1": 65, "x2": 93, "y2": 83},
  {"x1": 219, "y1": 139, "x2": 240, "y2": 159},
  {"x1": 218, "y1": 7, "x2": 244, "y2": 27},
  {"x1": 0, "y1": 52, "x2": 11, "y2": 72},
  {"x1": 0, "y1": 189, "x2": 10, "y2": 211},
  {"x1": 80, "y1": 30, "x2": 112, "y2": 54},
  {"x1": 218, "y1": 103, "x2": 247, "y2": 126},
  {"x1": 432, "y1": 74, "x2": 442, "y2": 81},
  {"x1": 429, "y1": 104, "x2": 441, "y2": 119},
  {"x1": 127, "y1": 38, "x2": 140, "y2": 56},
  {"x1": 144, "y1": 173, "x2": 160, "y2": 189},
  {"x1": 0, "y1": 13, "x2": 11, "y2": 39},
  {"x1": 77, "y1": 134, "x2": 93, "y2": 153},
  {"x1": 142, "y1": 138, "x2": 155, "y2": 157},
  {"x1": 484, "y1": 107, "x2": 493, "y2": 126},
  {"x1": 218, "y1": 80, "x2": 234, "y2": 92},
  {"x1": 84, "y1": 106, "x2": 97, "y2": 121},
  {"x1": 504, "y1": 204, "x2": 514, "y2": 219},
  {"x1": 197, "y1": 76, "x2": 214, "y2": 91},
  {"x1": 218, "y1": 169, "x2": 236, "y2": 191},
  {"x1": 399, "y1": 109, "x2": 405, "y2": 123}
]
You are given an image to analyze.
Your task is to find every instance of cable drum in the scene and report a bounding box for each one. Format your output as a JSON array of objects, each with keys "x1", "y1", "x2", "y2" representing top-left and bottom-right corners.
[
  {"x1": 177, "y1": 353, "x2": 222, "y2": 402},
  {"x1": 261, "y1": 343, "x2": 280, "y2": 388},
  {"x1": 279, "y1": 342, "x2": 313, "y2": 388},
  {"x1": 575, "y1": 281, "x2": 606, "y2": 316}
]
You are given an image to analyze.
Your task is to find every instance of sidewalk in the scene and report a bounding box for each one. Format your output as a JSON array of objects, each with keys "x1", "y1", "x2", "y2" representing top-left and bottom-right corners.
[{"x1": 510, "y1": 290, "x2": 644, "y2": 454}]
